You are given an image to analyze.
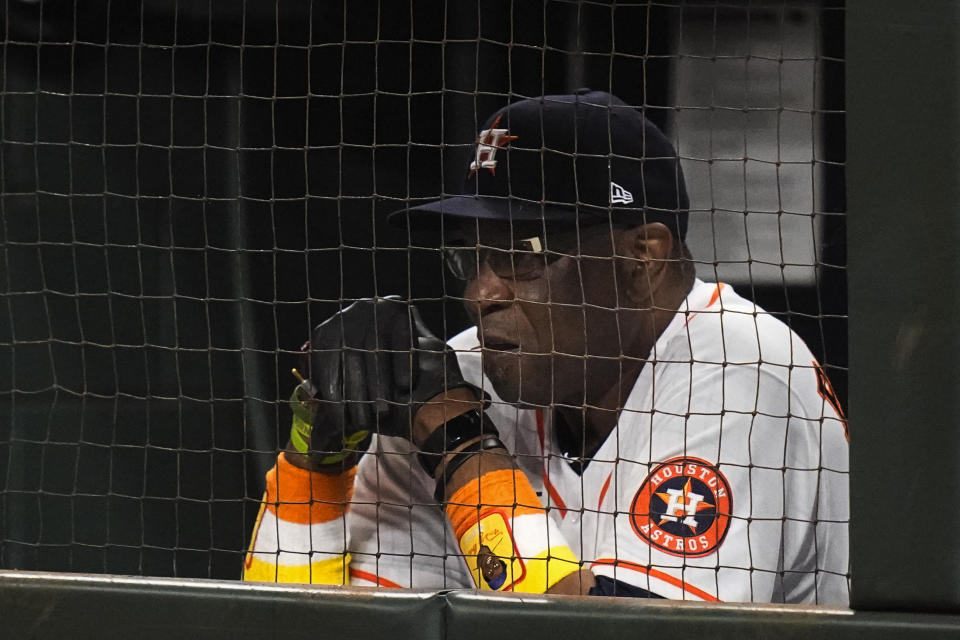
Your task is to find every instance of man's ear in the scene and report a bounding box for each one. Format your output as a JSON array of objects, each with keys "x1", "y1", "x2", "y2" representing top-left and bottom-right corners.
[{"x1": 618, "y1": 222, "x2": 674, "y2": 304}]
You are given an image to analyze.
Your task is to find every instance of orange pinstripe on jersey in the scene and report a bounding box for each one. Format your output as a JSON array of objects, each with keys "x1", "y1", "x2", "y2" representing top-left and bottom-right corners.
[
  {"x1": 684, "y1": 282, "x2": 725, "y2": 326},
  {"x1": 597, "y1": 472, "x2": 613, "y2": 512},
  {"x1": 349, "y1": 568, "x2": 403, "y2": 588},
  {"x1": 535, "y1": 410, "x2": 569, "y2": 518}
]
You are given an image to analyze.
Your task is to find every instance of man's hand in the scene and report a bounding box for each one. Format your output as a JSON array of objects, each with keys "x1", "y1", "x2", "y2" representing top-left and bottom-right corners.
[{"x1": 298, "y1": 297, "x2": 475, "y2": 470}]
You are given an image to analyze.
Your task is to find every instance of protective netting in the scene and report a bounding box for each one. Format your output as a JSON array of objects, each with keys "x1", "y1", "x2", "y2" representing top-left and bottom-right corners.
[{"x1": 0, "y1": 0, "x2": 846, "y2": 601}]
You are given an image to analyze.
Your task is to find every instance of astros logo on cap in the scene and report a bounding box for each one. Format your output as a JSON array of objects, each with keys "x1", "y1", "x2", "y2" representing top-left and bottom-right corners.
[
  {"x1": 630, "y1": 457, "x2": 732, "y2": 558},
  {"x1": 469, "y1": 114, "x2": 518, "y2": 176}
]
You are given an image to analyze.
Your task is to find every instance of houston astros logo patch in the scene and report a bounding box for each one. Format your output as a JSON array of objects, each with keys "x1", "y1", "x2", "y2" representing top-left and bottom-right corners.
[{"x1": 630, "y1": 457, "x2": 732, "y2": 557}]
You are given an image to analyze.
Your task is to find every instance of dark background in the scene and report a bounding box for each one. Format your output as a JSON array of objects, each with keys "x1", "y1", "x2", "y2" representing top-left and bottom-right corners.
[{"x1": 0, "y1": 0, "x2": 845, "y2": 580}]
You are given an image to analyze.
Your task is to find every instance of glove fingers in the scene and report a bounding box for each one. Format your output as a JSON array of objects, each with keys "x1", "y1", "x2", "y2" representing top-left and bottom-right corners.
[
  {"x1": 363, "y1": 310, "x2": 392, "y2": 423},
  {"x1": 409, "y1": 305, "x2": 433, "y2": 343},
  {"x1": 312, "y1": 350, "x2": 343, "y2": 404},
  {"x1": 343, "y1": 341, "x2": 372, "y2": 431},
  {"x1": 410, "y1": 306, "x2": 456, "y2": 398},
  {"x1": 307, "y1": 305, "x2": 356, "y2": 456},
  {"x1": 338, "y1": 307, "x2": 376, "y2": 430},
  {"x1": 311, "y1": 317, "x2": 344, "y2": 404},
  {"x1": 389, "y1": 307, "x2": 413, "y2": 391},
  {"x1": 409, "y1": 306, "x2": 437, "y2": 392}
]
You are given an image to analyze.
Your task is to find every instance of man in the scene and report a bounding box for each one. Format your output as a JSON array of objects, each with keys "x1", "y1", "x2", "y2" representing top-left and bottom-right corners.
[{"x1": 244, "y1": 90, "x2": 849, "y2": 603}]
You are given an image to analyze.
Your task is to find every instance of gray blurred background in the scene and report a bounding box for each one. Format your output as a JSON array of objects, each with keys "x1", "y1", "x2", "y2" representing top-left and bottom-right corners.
[{"x1": 0, "y1": 0, "x2": 845, "y2": 579}]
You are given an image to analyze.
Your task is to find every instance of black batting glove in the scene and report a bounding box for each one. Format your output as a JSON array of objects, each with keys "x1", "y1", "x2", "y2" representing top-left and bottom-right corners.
[{"x1": 305, "y1": 296, "x2": 474, "y2": 467}]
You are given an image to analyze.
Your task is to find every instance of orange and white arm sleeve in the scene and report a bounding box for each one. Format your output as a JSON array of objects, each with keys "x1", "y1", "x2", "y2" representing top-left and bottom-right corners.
[
  {"x1": 243, "y1": 453, "x2": 355, "y2": 585},
  {"x1": 446, "y1": 468, "x2": 580, "y2": 593}
]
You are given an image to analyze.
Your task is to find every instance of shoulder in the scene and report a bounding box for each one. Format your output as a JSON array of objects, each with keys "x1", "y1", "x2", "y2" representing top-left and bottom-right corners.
[
  {"x1": 661, "y1": 281, "x2": 813, "y2": 371},
  {"x1": 654, "y1": 282, "x2": 838, "y2": 419}
]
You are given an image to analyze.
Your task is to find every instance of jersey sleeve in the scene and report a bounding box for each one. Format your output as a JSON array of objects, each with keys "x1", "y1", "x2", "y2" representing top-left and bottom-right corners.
[
  {"x1": 243, "y1": 453, "x2": 355, "y2": 584},
  {"x1": 591, "y1": 359, "x2": 849, "y2": 604}
]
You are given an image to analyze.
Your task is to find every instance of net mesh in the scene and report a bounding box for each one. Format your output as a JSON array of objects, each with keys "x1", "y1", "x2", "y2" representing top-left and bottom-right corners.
[{"x1": 0, "y1": 0, "x2": 846, "y2": 598}]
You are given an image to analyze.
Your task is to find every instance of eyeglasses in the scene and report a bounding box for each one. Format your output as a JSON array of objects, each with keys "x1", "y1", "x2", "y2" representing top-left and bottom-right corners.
[{"x1": 443, "y1": 223, "x2": 619, "y2": 282}]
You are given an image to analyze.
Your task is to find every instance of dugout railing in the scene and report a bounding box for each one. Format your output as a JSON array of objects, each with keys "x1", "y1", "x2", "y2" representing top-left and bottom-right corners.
[
  {"x1": 4, "y1": 0, "x2": 960, "y2": 637},
  {"x1": 3, "y1": 570, "x2": 960, "y2": 639}
]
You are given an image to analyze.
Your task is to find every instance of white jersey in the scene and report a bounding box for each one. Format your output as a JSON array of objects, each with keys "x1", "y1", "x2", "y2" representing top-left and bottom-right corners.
[{"x1": 346, "y1": 279, "x2": 849, "y2": 603}]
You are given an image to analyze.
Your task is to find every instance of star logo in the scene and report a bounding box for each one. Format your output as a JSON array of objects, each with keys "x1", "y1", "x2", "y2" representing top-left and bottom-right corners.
[
  {"x1": 469, "y1": 114, "x2": 518, "y2": 176},
  {"x1": 655, "y1": 477, "x2": 715, "y2": 532}
]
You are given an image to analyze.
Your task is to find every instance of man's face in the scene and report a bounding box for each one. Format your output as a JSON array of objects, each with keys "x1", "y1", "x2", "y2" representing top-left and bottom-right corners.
[{"x1": 454, "y1": 219, "x2": 627, "y2": 407}]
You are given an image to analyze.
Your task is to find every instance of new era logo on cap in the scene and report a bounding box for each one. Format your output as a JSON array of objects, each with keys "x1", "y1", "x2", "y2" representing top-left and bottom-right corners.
[{"x1": 610, "y1": 181, "x2": 633, "y2": 205}]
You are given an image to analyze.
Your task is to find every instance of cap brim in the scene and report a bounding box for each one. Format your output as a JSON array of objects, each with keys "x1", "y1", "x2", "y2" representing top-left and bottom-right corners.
[{"x1": 388, "y1": 196, "x2": 586, "y2": 230}]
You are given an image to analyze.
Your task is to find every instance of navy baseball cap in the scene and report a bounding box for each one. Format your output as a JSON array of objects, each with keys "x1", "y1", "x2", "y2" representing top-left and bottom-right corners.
[{"x1": 389, "y1": 89, "x2": 689, "y2": 239}]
